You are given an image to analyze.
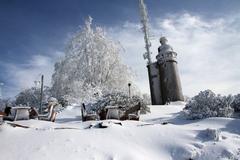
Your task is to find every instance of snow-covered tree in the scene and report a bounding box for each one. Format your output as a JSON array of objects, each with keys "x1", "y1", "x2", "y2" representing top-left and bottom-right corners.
[
  {"x1": 51, "y1": 17, "x2": 135, "y2": 103},
  {"x1": 0, "y1": 99, "x2": 4, "y2": 111},
  {"x1": 0, "y1": 98, "x2": 15, "y2": 111},
  {"x1": 184, "y1": 95, "x2": 191, "y2": 102},
  {"x1": 0, "y1": 99, "x2": 8, "y2": 111},
  {"x1": 231, "y1": 94, "x2": 240, "y2": 112},
  {"x1": 142, "y1": 93, "x2": 151, "y2": 105},
  {"x1": 184, "y1": 90, "x2": 234, "y2": 119},
  {"x1": 15, "y1": 86, "x2": 51, "y2": 107},
  {"x1": 86, "y1": 92, "x2": 150, "y2": 114}
]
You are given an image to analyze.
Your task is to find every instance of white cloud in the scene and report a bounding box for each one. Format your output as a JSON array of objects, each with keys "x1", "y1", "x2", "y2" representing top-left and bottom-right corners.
[
  {"x1": 3, "y1": 51, "x2": 64, "y2": 97},
  {"x1": 108, "y1": 13, "x2": 240, "y2": 96},
  {"x1": 29, "y1": 55, "x2": 52, "y2": 67}
]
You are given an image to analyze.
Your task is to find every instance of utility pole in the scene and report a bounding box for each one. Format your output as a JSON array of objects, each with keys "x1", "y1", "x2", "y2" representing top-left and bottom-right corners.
[{"x1": 39, "y1": 75, "x2": 44, "y2": 114}]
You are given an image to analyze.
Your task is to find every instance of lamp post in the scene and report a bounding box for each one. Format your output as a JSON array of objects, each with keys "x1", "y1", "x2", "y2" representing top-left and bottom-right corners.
[
  {"x1": 128, "y1": 83, "x2": 131, "y2": 98},
  {"x1": 39, "y1": 75, "x2": 44, "y2": 114},
  {"x1": 35, "y1": 75, "x2": 44, "y2": 114}
]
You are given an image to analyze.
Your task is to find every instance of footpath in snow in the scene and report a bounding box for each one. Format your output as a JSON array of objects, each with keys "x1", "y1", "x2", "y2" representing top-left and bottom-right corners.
[{"x1": 0, "y1": 103, "x2": 240, "y2": 160}]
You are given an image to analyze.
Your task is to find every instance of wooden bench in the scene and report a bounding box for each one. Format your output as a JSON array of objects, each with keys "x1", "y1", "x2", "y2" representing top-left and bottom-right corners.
[
  {"x1": 0, "y1": 115, "x2": 3, "y2": 124},
  {"x1": 105, "y1": 106, "x2": 124, "y2": 120},
  {"x1": 9, "y1": 107, "x2": 30, "y2": 121},
  {"x1": 81, "y1": 103, "x2": 99, "y2": 121},
  {"x1": 122, "y1": 102, "x2": 141, "y2": 121},
  {"x1": 104, "y1": 103, "x2": 141, "y2": 121},
  {"x1": 38, "y1": 103, "x2": 57, "y2": 122}
]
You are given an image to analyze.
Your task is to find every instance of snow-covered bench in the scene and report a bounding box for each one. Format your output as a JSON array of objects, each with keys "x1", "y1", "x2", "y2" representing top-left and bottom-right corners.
[
  {"x1": 105, "y1": 103, "x2": 141, "y2": 121},
  {"x1": 0, "y1": 115, "x2": 3, "y2": 124},
  {"x1": 123, "y1": 102, "x2": 141, "y2": 121},
  {"x1": 38, "y1": 103, "x2": 57, "y2": 122},
  {"x1": 105, "y1": 106, "x2": 124, "y2": 120},
  {"x1": 4, "y1": 107, "x2": 31, "y2": 121},
  {"x1": 81, "y1": 103, "x2": 99, "y2": 121},
  {"x1": 14, "y1": 107, "x2": 30, "y2": 121}
]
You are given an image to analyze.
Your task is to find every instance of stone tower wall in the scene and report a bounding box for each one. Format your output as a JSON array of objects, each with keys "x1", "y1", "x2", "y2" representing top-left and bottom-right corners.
[
  {"x1": 147, "y1": 62, "x2": 163, "y2": 105},
  {"x1": 159, "y1": 57, "x2": 184, "y2": 104}
]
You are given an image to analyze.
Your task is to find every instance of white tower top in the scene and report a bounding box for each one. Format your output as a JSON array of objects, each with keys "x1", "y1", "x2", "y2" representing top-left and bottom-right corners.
[
  {"x1": 138, "y1": 0, "x2": 152, "y2": 64},
  {"x1": 156, "y1": 37, "x2": 177, "y2": 64}
]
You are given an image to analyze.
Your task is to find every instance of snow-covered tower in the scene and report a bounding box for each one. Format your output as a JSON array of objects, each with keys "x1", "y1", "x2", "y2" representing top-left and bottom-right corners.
[
  {"x1": 138, "y1": 0, "x2": 163, "y2": 105},
  {"x1": 156, "y1": 37, "x2": 184, "y2": 104},
  {"x1": 138, "y1": 0, "x2": 183, "y2": 104}
]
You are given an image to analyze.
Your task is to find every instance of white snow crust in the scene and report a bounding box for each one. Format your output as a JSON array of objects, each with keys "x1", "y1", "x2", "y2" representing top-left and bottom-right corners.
[{"x1": 0, "y1": 104, "x2": 240, "y2": 160}]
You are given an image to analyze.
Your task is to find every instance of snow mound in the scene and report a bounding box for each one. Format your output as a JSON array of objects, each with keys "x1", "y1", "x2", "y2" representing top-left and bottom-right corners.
[{"x1": 198, "y1": 128, "x2": 221, "y2": 141}]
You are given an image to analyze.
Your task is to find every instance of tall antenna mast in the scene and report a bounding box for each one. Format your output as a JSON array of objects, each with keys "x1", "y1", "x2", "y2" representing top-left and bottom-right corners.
[{"x1": 139, "y1": 0, "x2": 152, "y2": 64}]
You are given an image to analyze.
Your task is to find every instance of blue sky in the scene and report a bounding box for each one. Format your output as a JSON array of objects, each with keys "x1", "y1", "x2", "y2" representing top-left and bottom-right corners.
[{"x1": 1, "y1": 0, "x2": 240, "y2": 98}]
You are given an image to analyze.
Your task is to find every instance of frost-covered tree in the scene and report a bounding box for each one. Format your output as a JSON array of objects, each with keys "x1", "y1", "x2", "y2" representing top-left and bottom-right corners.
[
  {"x1": 142, "y1": 93, "x2": 151, "y2": 105},
  {"x1": 184, "y1": 95, "x2": 191, "y2": 102},
  {"x1": 51, "y1": 17, "x2": 135, "y2": 103},
  {"x1": 231, "y1": 94, "x2": 240, "y2": 112},
  {"x1": 15, "y1": 86, "x2": 51, "y2": 107},
  {"x1": 184, "y1": 90, "x2": 234, "y2": 119},
  {"x1": 86, "y1": 92, "x2": 150, "y2": 114},
  {"x1": 0, "y1": 99, "x2": 9, "y2": 111},
  {"x1": 0, "y1": 98, "x2": 15, "y2": 111},
  {"x1": 0, "y1": 99, "x2": 4, "y2": 111}
]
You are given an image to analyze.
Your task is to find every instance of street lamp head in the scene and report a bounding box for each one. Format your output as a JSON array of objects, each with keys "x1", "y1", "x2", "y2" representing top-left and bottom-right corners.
[{"x1": 128, "y1": 83, "x2": 131, "y2": 87}]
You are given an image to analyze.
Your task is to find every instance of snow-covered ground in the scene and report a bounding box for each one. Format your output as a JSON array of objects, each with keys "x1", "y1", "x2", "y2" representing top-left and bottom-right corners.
[{"x1": 0, "y1": 103, "x2": 240, "y2": 160}]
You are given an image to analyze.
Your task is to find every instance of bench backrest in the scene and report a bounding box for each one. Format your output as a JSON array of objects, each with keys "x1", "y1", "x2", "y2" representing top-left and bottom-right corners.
[
  {"x1": 13, "y1": 108, "x2": 30, "y2": 121},
  {"x1": 125, "y1": 102, "x2": 141, "y2": 115},
  {"x1": 106, "y1": 108, "x2": 121, "y2": 120}
]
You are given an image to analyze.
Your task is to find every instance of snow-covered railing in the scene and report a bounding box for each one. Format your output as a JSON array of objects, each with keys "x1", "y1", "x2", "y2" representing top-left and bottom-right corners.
[{"x1": 157, "y1": 51, "x2": 178, "y2": 64}]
